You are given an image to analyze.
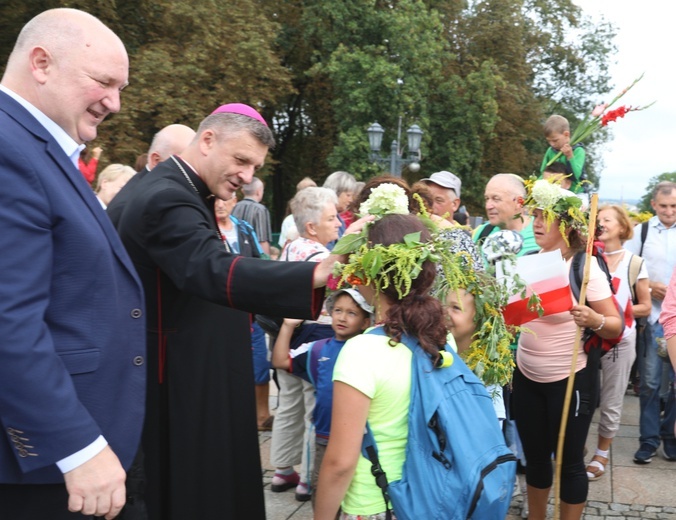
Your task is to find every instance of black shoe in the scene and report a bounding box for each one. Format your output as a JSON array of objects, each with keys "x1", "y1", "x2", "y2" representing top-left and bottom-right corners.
[
  {"x1": 294, "y1": 482, "x2": 311, "y2": 502},
  {"x1": 633, "y1": 443, "x2": 658, "y2": 464},
  {"x1": 662, "y1": 438, "x2": 676, "y2": 461}
]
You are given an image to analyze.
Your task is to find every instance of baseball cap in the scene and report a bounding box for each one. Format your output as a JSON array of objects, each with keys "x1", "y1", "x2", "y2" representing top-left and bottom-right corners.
[
  {"x1": 421, "y1": 171, "x2": 461, "y2": 198},
  {"x1": 326, "y1": 288, "x2": 374, "y2": 316}
]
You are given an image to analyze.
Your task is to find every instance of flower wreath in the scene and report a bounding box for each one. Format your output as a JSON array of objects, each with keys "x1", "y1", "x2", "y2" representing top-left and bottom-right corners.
[
  {"x1": 522, "y1": 177, "x2": 587, "y2": 245},
  {"x1": 331, "y1": 183, "x2": 522, "y2": 387},
  {"x1": 431, "y1": 231, "x2": 520, "y2": 388}
]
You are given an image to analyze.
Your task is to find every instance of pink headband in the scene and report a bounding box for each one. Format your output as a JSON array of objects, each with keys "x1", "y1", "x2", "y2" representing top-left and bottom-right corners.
[{"x1": 210, "y1": 103, "x2": 268, "y2": 127}]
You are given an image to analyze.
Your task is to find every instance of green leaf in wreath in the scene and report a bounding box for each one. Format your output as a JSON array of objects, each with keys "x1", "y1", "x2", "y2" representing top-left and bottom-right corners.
[
  {"x1": 331, "y1": 233, "x2": 367, "y2": 255},
  {"x1": 403, "y1": 231, "x2": 422, "y2": 248}
]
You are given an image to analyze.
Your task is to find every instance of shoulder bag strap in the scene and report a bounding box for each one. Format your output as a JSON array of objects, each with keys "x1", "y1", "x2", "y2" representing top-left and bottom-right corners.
[
  {"x1": 639, "y1": 221, "x2": 649, "y2": 257},
  {"x1": 627, "y1": 253, "x2": 644, "y2": 304}
]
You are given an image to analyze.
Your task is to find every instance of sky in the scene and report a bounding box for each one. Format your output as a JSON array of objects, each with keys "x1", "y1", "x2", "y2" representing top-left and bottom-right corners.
[{"x1": 573, "y1": 0, "x2": 673, "y2": 204}]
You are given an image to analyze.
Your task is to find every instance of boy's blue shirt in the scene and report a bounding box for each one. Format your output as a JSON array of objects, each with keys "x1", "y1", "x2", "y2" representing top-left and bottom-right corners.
[{"x1": 289, "y1": 337, "x2": 347, "y2": 439}]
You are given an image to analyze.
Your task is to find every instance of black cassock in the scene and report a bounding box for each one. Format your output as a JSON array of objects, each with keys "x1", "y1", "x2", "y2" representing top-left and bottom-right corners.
[{"x1": 114, "y1": 156, "x2": 322, "y2": 520}]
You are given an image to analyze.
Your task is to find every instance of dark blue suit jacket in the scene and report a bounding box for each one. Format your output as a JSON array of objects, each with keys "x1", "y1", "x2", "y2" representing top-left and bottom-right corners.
[{"x1": 0, "y1": 91, "x2": 146, "y2": 484}]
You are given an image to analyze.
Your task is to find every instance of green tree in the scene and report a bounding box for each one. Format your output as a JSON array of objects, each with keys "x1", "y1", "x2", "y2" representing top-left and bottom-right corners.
[
  {"x1": 260, "y1": 0, "x2": 452, "y2": 224},
  {"x1": 443, "y1": 0, "x2": 616, "y2": 211},
  {"x1": 0, "y1": 0, "x2": 618, "y2": 223},
  {"x1": 1, "y1": 0, "x2": 294, "y2": 177},
  {"x1": 100, "y1": 0, "x2": 293, "y2": 168},
  {"x1": 637, "y1": 172, "x2": 676, "y2": 213}
]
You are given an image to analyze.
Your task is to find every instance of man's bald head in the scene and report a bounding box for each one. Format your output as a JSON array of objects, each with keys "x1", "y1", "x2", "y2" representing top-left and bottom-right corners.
[
  {"x1": 484, "y1": 173, "x2": 527, "y2": 229},
  {"x1": 2, "y1": 8, "x2": 128, "y2": 144},
  {"x1": 147, "y1": 124, "x2": 196, "y2": 170}
]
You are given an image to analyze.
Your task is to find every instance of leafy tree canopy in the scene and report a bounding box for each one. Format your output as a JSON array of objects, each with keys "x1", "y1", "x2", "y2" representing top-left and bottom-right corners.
[{"x1": 0, "y1": 0, "x2": 618, "y2": 221}]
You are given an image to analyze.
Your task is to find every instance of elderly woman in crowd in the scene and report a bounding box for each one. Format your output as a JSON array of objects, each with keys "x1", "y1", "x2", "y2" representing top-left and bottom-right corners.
[
  {"x1": 278, "y1": 176, "x2": 317, "y2": 249},
  {"x1": 585, "y1": 205, "x2": 651, "y2": 480},
  {"x1": 94, "y1": 163, "x2": 135, "y2": 209},
  {"x1": 271, "y1": 187, "x2": 343, "y2": 501},
  {"x1": 513, "y1": 180, "x2": 622, "y2": 520},
  {"x1": 323, "y1": 170, "x2": 357, "y2": 249}
]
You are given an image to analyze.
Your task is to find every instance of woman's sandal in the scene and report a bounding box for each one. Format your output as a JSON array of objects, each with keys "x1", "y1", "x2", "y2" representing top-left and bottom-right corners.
[
  {"x1": 586, "y1": 454, "x2": 608, "y2": 481},
  {"x1": 257, "y1": 416, "x2": 274, "y2": 432}
]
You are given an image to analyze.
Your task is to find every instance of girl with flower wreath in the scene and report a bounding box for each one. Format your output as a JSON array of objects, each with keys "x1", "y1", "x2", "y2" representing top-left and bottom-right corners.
[
  {"x1": 513, "y1": 179, "x2": 623, "y2": 520},
  {"x1": 314, "y1": 213, "x2": 447, "y2": 520}
]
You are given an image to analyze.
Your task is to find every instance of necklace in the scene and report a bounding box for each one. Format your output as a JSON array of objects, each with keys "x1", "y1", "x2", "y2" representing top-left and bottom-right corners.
[
  {"x1": 605, "y1": 249, "x2": 624, "y2": 273},
  {"x1": 171, "y1": 155, "x2": 200, "y2": 195},
  {"x1": 604, "y1": 248, "x2": 625, "y2": 255},
  {"x1": 171, "y1": 156, "x2": 231, "y2": 253}
]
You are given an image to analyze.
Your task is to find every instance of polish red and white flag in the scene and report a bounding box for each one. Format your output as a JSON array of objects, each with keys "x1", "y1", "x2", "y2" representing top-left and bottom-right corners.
[{"x1": 497, "y1": 250, "x2": 573, "y2": 327}]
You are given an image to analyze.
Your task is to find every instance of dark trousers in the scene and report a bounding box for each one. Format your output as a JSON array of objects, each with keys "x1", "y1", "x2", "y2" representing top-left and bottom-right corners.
[
  {"x1": 512, "y1": 365, "x2": 596, "y2": 504},
  {"x1": 0, "y1": 483, "x2": 93, "y2": 520}
]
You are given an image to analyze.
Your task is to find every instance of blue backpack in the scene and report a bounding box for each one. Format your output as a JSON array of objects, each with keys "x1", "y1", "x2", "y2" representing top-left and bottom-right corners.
[{"x1": 361, "y1": 327, "x2": 516, "y2": 520}]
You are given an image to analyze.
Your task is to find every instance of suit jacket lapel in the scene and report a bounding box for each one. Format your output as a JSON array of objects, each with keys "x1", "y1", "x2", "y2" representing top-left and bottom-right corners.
[{"x1": 0, "y1": 92, "x2": 142, "y2": 285}]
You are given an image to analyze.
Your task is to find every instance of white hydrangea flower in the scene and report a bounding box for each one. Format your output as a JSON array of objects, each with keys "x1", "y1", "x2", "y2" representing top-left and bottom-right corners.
[
  {"x1": 531, "y1": 179, "x2": 563, "y2": 208},
  {"x1": 359, "y1": 183, "x2": 409, "y2": 217}
]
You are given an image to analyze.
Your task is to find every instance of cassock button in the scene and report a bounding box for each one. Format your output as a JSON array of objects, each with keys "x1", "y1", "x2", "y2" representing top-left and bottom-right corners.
[
  {"x1": 131, "y1": 309, "x2": 143, "y2": 319},
  {"x1": 133, "y1": 356, "x2": 144, "y2": 366}
]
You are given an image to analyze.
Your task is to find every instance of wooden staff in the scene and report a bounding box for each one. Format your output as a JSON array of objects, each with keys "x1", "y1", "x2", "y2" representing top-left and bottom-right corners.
[{"x1": 553, "y1": 193, "x2": 599, "y2": 519}]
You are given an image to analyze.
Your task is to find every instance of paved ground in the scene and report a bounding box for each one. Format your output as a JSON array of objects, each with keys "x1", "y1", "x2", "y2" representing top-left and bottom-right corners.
[{"x1": 259, "y1": 391, "x2": 676, "y2": 519}]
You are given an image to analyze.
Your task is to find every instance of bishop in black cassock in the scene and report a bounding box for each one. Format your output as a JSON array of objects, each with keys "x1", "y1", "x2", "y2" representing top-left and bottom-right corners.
[{"x1": 114, "y1": 106, "x2": 326, "y2": 520}]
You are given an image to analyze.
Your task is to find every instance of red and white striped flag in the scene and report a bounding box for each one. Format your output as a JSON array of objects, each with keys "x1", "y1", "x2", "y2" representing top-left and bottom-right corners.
[{"x1": 497, "y1": 250, "x2": 573, "y2": 327}]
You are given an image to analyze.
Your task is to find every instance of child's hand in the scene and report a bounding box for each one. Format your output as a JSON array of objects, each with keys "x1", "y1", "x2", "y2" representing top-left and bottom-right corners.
[
  {"x1": 282, "y1": 318, "x2": 304, "y2": 328},
  {"x1": 560, "y1": 143, "x2": 573, "y2": 159}
]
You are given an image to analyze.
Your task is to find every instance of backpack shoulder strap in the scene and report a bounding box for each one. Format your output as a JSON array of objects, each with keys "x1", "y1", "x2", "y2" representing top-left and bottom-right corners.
[
  {"x1": 639, "y1": 221, "x2": 649, "y2": 257},
  {"x1": 306, "y1": 337, "x2": 332, "y2": 387},
  {"x1": 569, "y1": 248, "x2": 615, "y2": 302},
  {"x1": 569, "y1": 251, "x2": 584, "y2": 302},
  {"x1": 360, "y1": 326, "x2": 397, "y2": 520},
  {"x1": 305, "y1": 251, "x2": 323, "y2": 262},
  {"x1": 476, "y1": 223, "x2": 496, "y2": 244},
  {"x1": 627, "y1": 253, "x2": 644, "y2": 304}
]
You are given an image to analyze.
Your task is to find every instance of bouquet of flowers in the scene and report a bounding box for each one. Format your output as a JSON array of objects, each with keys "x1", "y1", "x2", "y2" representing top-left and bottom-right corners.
[{"x1": 546, "y1": 74, "x2": 654, "y2": 167}]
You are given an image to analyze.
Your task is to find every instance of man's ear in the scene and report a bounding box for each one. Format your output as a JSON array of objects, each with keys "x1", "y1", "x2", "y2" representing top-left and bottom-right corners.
[
  {"x1": 30, "y1": 46, "x2": 52, "y2": 84},
  {"x1": 452, "y1": 197, "x2": 461, "y2": 213},
  {"x1": 148, "y1": 151, "x2": 163, "y2": 170},
  {"x1": 198, "y1": 129, "x2": 216, "y2": 156},
  {"x1": 564, "y1": 130, "x2": 571, "y2": 139}
]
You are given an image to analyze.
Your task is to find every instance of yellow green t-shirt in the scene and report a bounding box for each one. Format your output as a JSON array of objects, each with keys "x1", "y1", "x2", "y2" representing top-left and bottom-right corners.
[{"x1": 332, "y1": 333, "x2": 412, "y2": 515}]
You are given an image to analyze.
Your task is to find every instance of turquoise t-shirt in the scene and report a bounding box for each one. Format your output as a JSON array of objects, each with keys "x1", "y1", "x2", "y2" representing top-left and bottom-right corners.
[{"x1": 472, "y1": 219, "x2": 540, "y2": 261}]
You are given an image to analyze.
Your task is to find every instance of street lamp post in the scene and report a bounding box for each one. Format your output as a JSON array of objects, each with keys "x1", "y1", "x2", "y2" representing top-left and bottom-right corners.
[{"x1": 367, "y1": 119, "x2": 423, "y2": 177}]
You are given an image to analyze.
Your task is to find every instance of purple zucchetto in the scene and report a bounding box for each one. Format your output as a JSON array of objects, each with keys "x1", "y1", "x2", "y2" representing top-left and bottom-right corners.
[{"x1": 210, "y1": 103, "x2": 268, "y2": 127}]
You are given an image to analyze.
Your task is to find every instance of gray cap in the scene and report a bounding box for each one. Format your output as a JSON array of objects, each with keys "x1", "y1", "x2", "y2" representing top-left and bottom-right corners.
[
  {"x1": 421, "y1": 171, "x2": 461, "y2": 198},
  {"x1": 326, "y1": 288, "x2": 374, "y2": 316}
]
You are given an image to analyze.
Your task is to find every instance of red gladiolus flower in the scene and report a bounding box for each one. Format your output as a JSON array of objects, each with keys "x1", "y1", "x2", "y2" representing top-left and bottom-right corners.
[
  {"x1": 327, "y1": 273, "x2": 340, "y2": 291},
  {"x1": 601, "y1": 105, "x2": 630, "y2": 126}
]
